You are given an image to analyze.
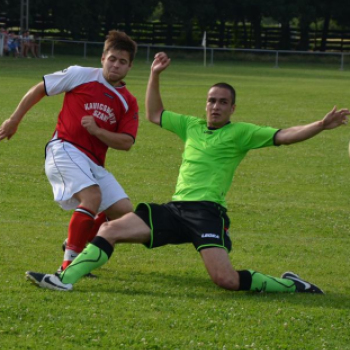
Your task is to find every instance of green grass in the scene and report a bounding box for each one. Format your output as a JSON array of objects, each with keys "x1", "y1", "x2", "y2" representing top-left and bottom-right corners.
[{"x1": 1, "y1": 55, "x2": 350, "y2": 349}]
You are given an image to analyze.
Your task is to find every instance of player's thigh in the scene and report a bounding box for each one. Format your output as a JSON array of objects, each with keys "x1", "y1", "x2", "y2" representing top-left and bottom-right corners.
[
  {"x1": 99, "y1": 212, "x2": 151, "y2": 245},
  {"x1": 104, "y1": 197, "x2": 133, "y2": 220},
  {"x1": 200, "y1": 247, "x2": 239, "y2": 290}
]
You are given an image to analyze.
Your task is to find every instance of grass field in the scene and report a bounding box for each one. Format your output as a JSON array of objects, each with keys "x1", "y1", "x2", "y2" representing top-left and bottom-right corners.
[{"x1": 0, "y1": 55, "x2": 350, "y2": 350}]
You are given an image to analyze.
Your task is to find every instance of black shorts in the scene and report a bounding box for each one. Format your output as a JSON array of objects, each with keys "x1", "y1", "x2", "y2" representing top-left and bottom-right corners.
[{"x1": 135, "y1": 201, "x2": 232, "y2": 252}]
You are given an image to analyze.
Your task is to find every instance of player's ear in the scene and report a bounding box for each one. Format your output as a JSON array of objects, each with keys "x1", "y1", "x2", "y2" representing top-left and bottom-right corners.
[{"x1": 231, "y1": 104, "x2": 236, "y2": 114}]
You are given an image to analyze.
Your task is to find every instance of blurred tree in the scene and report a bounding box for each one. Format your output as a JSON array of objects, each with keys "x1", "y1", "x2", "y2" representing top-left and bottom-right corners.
[
  {"x1": 0, "y1": 0, "x2": 347, "y2": 50},
  {"x1": 267, "y1": 0, "x2": 298, "y2": 50},
  {"x1": 318, "y1": 0, "x2": 333, "y2": 51},
  {"x1": 49, "y1": 0, "x2": 102, "y2": 40},
  {"x1": 2, "y1": 0, "x2": 19, "y2": 27},
  {"x1": 295, "y1": 0, "x2": 319, "y2": 51},
  {"x1": 192, "y1": 0, "x2": 223, "y2": 47},
  {"x1": 329, "y1": 0, "x2": 350, "y2": 50},
  {"x1": 0, "y1": 0, "x2": 9, "y2": 15},
  {"x1": 103, "y1": 0, "x2": 158, "y2": 36},
  {"x1": 247, "y1": 1, "x2": 263, "y2": 49},
  {"x1": 332, "y1": 0, "x2": 350, "y2": 28},
  {"x1": 26, "y1": 0, "x2": 54, "y2": 35},
  {"x1": 161, "y1": 0, "x2": 199, "y2": 45},
  {"x1": 195, "y1": 0, "x2": 240, "y2": 48}
]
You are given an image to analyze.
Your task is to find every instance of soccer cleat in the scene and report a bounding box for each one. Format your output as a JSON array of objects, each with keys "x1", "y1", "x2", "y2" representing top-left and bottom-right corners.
[
  {"x1": 25, "y1": 271, "x2": 73, "y2": 291},
  {"x1": 281, "y1": 272, "x2": 324, "y2": 294}
]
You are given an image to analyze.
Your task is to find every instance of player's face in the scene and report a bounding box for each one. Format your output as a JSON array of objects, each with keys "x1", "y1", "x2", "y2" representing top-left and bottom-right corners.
[
  {"x1": 206, "y1": 87, "x2": 235, "y2": 128},
  {"x1": 101, "y1": 49, "x2": 132, "y2": 86}
]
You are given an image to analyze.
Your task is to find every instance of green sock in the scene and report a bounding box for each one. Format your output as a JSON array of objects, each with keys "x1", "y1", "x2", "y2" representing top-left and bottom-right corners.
[
  {"x1": 60, "y1": 243, "x2": 109, "y2": 284},
  {"x1": 249, "y1": 270, "x2": 296, "y2": 293}
]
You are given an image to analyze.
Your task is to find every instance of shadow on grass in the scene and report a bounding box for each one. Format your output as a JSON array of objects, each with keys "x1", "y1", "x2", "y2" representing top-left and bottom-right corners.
[{"x1": 74, "y1": 269, "x2": 350, "y2": 310}]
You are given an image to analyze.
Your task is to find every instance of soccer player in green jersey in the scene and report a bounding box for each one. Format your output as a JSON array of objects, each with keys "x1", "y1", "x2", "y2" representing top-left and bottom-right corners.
[{"x1": 26, "y1": 52, "x2": 350, "y2": 293}]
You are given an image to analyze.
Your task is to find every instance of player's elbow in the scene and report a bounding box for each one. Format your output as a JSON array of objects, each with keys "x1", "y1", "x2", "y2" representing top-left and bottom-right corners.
[
  {"x1": 115, "y1": 135, "x2": 134, "y2": 151},
  {"x1": 274, "y1": 130, "x2": 294, "y2": 146},
  {"x1": 122, "y1": 140, "x2": 134, "y2": 151},
  {"x1": 145, "y1": 111, "x2": 162, "y2": 125},
  {"x1": 123, "y1": 144, "x2": 133, "y2": 151}
]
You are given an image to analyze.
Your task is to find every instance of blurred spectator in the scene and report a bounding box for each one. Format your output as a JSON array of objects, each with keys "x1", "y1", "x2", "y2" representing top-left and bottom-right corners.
[
  {"x1": 0, "y1": 27, "x2": 9, "y2": 56},
  {"x1": 7, "y1": 31, "x2": 19, "y2": 57},
  {"x1": 20, "y1": 31, "x2": 30, "y2": 57},
  {"x1": 21, "y1": 30, "x2": 39, "y2": 58},
  {"x1": 29, "y1": 32, "x2": 39, "y2": 58}
]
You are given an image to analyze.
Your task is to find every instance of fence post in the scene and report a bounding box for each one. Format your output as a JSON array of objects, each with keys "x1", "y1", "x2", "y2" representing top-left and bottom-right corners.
[
  {"x1": 146, "y1": 45, "x2": 150, "y2": 63},
  {"x1": 274, "y1": 51, "x2": 279, "y2": 68},
  {"x1": 84, "y1": 41, "x2": 87, "y2": 59},
  {"x1": 340, "y1": 53, "x2": 344, "y2": 71}
]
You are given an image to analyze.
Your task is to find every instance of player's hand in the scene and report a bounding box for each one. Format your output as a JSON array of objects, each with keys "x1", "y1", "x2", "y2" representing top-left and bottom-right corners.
[
  {"x1": 0, "y1": 119, "x2": 19, "y2": 141},
  {"x1": 151, "y1": 52, "x2": 171, "y2": 75},
  {"x1": 81, "y1": 116, "x2": 99, "y2": 135},
  {"x1": 322, "y1": 106, "x2": 350, "y2": 130}
]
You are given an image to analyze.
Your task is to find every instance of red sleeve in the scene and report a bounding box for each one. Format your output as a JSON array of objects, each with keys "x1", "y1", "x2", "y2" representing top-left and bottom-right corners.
[{"x1": 117, "y1": 96, "x2": 139, "y2": 142}]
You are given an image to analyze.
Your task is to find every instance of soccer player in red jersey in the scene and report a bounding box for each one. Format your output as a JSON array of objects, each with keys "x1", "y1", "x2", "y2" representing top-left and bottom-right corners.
[{"x1": 0, "y1": 30, "x2": 139, "y2": 274}]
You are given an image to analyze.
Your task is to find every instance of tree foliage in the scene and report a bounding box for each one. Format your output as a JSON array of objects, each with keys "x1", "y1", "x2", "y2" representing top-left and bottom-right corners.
[{"x1": 1, "y1": 0, "x2": 350, "y2": 49}]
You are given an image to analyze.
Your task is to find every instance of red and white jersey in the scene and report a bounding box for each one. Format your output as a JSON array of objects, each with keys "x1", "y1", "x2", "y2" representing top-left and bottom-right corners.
[{"x1": 43, "y1": 65, "x2": 139, "y2": 166}]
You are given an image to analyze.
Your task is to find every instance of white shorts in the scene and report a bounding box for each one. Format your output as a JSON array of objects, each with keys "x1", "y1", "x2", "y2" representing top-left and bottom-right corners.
[{"x1": 45, "y1": 140, "x2": 128, "y2": 211}]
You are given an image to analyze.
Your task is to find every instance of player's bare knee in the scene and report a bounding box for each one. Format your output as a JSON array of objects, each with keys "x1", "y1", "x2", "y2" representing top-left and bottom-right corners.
[
  {"x1": 98, "y1": 221, "x2": 116, "y2": 242},
  {"x1": 98, "y1": 220, "x2": 127, "y2": 244}
]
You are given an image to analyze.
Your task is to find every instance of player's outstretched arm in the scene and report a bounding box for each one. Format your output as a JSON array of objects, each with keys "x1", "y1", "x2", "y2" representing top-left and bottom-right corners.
[
  {"x1": 275, "y1": 106, "x2": 349, "y2": 146},
  {"x1": 0, "y1": 82, "x2": 46, "y2": 141},
  {"x1": 145, "y1": 52, "x2": 171, "y2": 125}
]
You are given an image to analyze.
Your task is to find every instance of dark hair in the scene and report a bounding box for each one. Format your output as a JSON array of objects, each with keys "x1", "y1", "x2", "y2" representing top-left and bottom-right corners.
[
  {"x1": 103, "y1": 30, "x2": 137, "y2": 62},
  {"x1": 210, "y1": 82, "x2": 236, "y2": 105}
]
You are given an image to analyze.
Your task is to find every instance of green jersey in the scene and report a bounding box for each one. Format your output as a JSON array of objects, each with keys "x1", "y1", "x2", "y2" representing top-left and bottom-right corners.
[{"x1": 161, "y1": 110, "x2": 279, "y2": 208}]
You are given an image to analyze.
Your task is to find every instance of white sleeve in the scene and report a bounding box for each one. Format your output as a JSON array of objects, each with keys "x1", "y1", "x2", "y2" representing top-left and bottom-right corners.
[{"x1": 43, "y1": 66, "x2": 92, "y2": 96}]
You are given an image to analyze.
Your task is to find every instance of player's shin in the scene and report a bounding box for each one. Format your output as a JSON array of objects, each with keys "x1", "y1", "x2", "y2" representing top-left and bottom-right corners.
[
  {"x1": 238, "y1": 270, "x2": 296, "y2": 293},
  {"x1": 60, "y1": 236, "x2": 114, "y2": 284},
  {"x1": 62, "y1": 206, "x2": 96, "y2": 270}
]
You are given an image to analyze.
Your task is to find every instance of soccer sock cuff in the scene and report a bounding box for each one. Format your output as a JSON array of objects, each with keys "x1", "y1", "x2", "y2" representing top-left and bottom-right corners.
[
  {"x1": 238, "y1": 270, "x2": 253, "y2": 291},
  {"x1": 91, "y1": 236, "x2": 114, "y2": 259}
]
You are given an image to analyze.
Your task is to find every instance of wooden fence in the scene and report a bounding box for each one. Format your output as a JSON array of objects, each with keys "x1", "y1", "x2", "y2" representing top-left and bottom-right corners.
[{"x1": 2, "y1": 17, "x2": 350, "y2": 52}]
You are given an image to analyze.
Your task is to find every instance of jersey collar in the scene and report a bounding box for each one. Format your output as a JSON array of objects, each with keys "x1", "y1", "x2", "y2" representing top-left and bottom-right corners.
[{"x1": 207, "y1": 121, "x2": 231, "y2": 130}]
